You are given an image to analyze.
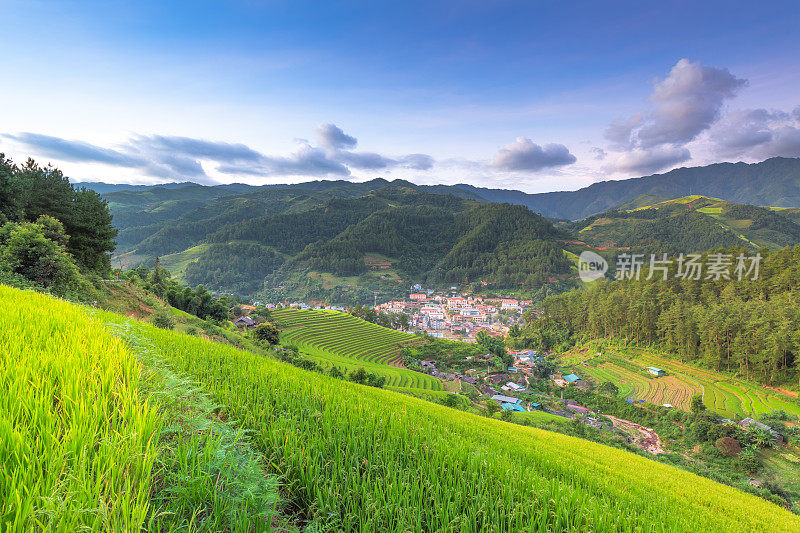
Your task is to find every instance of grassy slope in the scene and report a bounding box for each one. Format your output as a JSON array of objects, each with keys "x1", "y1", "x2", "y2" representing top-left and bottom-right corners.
[
  {"x1": 158, "y1": 243, "x2": 210, "y2": 284},
  {"x1": 0, "y1": 287, "x2": 160, "y2": 530},
  {"x1": 5, "y1": 286, "x2": 800, "y2": 531},
  {"x1": 105, "y1": 303, "x2": 799, "y2": 532}
]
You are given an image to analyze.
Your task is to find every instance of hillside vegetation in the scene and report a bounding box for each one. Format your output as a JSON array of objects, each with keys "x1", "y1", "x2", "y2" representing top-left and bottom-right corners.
[
  {"x1": 90, "y1": 157, "x2": 800, "y2": 229},
  {"x1": 561, "y1": 344, "x2": 800, "y2": 418},
  {"x1": 111, "y1": 185, "x2": 572, "y2": 299},
  {"x1": 564, "y1": 195, "x2": 800, "y2": 254},
  {"x1": 534, "y1": 245, "x2": 800, "y2": 386},
  {"x1": 3, "y1": 285, "x2": 799, "y2": 531},
  {"x1": 0, "y1": 287, "x2": 160, "y2": 530}
]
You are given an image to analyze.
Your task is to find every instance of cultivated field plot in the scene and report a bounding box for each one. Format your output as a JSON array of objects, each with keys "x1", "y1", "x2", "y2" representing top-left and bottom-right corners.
[
  {"x1": 633, "y1": 351, "x2": 800, "y2": 419},
  {"x1": 272, "y1": 309, "x2": 442, "y2": 390},
  {"x1": 568, "y1": 347, "x2": 800, "y2": 418}
]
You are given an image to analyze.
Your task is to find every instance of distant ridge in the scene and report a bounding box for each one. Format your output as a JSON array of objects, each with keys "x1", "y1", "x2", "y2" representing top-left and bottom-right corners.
[
  {"x1": 447, "y1": 157, "x2": 800, "y2": 219},
  {"x1": 79, "y1": 156, "x2": 800, "y2": 220}
]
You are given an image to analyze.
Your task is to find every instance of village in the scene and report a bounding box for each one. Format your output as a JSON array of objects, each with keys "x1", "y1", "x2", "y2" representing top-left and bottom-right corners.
[
  {"x1": 241, "y1": 284, "x2": 532, "y2": 341},
  {"x1": 374, "y1": 286, "x2": 531, "y2": 340}
]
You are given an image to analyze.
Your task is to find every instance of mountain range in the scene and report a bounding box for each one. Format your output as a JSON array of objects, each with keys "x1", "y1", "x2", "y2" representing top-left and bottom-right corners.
[
  {"x1": 83, "y1": 156, "x2": 800, "y2": 222},
  {"x1": 88, "y1": 156, "x2": 800, "y2": 300}
]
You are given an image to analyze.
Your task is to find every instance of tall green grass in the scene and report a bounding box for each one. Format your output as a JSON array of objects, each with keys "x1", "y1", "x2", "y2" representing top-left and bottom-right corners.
[
  {"x1": 107, "y1": 322, "x2": 284, "y2": 531},
  {"x1": 6, "y1": 287, "x2": 800, "y2": 532},
  {"x1": 0, "y1": 287, "x2": 160, "y2": 531},
  {"x1": 98, "y1": 309, "x2": 800, "y2": 532}
]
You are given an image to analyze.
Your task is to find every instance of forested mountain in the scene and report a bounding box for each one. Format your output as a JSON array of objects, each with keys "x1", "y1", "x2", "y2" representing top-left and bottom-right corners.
[
  {"x1": 64, "y1": 156, "x2": 800, "y2": 299},
  {"x1": 297, "y1": 200, "x2": 570, "y2": 285},
  {"x1": 170, "y1": 187, "x2": 572, "y2": 296},
  {"x1": 87, "y1": 158, "x2": 800, "y2": 235},
  {"x1": 560, "y1": 195, "x2": 800, "y2": 256},
  {"x1": 534, "y1": 245, "x2": 800, "y2": 385}
]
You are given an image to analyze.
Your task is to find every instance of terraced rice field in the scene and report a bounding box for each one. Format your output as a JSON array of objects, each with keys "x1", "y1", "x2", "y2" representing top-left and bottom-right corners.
[
  {"x1": 570, "y1": 347, "x2": 800, "y2": 418},
  {"x1": 632, "y1": 352, "x2": 800, "y2": 419},
  {"x1": 272, "y1": 309, "x2": 442, "y2": 390}
]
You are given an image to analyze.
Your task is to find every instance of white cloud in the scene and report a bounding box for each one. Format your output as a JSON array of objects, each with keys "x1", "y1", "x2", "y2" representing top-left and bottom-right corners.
[
  {"x1": 603, "y1": 58, "x2": 747, "y2": 174},
  {"x1": 316, "y1": 123, "x2": 358, "y2": 150},
  {"x1": 490, "y1": 137, "x2": 576, "y2": 172},
  {"x1": 638, "y1": 58, "x2": 746, "y2": 147},
  {"x1": 3, "y1": 124, "x2": 438, "y2": 182},
  {"x1": 709, "y1": 107, "x2": 800, "y2": 159},
  {"x1": 606, "y1": 146, "x2": 691, "y2": 175}
]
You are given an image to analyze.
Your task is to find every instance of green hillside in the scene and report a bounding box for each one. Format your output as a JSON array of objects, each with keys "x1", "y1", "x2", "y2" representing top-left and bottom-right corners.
[
  {"x1": 4, "y1": 285, "x2": 800, "y2": 531},
  {"x1": 94, "y1": 158, "x2": 800, "y2": 299},
  {"x1": 560, "y1": 344, "x2": 800, "y2": 418},
  {"x1": 117, "y1": 186, "x2": 572, "y2": 299},
  {"x1": 567, "y1": 195, "x2": 800, "y2": 254},
  {"x1": 449, "y1": 157, "x2": 800, "y2": 219}
]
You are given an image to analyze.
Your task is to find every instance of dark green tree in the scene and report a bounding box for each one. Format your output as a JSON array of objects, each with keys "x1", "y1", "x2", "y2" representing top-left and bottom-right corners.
[{"x1": 253, "y1": 322, "x2": 280, "y2": 345}]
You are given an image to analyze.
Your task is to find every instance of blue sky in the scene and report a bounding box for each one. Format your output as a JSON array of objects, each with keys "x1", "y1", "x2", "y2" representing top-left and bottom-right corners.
[{"x1": 1, "y1": 0, "x2": 799, "y2": 192}]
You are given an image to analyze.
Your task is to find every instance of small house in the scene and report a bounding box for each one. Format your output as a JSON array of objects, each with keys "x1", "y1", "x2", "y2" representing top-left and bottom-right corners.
[
  {"x1": 501, "y1": 403, "x2": 527, "y2": 412},
  {"x1": 647, "y1": 367, "x2": 666, "y2": 377},
  {"x1": 562, "y1": 373, "x2": 582, "y2": 383},
  {"x1": 233, "y1": 316, "x2": 256, "y2": 329},
  {"x1": 491, "y1": 394, "x2": 521, "y2": 405},
  {"x1": 740, "y1": 417, "x2": 784, "y2": 445}
]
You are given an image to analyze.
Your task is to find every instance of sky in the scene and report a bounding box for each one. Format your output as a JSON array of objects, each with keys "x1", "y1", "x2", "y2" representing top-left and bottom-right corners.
[{"x1": 1, "y1": 0, "x2": 799, "y2": 193}]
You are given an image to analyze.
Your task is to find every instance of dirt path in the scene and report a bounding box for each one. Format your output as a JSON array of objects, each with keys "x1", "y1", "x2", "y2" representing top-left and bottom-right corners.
[
  {"x1": 763, "y1": 385, "x2": 798, "y2": 398},
  {"x1": 604, "y1": 415, "x2": 665, "y2": 454}
]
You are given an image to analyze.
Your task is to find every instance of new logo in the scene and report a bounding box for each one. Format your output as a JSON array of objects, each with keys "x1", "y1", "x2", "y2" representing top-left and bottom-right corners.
[{"x1": 578, "y1": 251, "x2": 608, "y2": 282}]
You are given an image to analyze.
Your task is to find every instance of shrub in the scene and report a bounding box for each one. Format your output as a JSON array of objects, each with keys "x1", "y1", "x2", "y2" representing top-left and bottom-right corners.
[
  {"x1": 690, "y1": 419, "x2": 715, "y2": 443},
  {"x1": 349, "y1": 367, "x2": 369, "y2": 385},
  {"x1": 0, "y1": 219, "x2": 80, "y2": 293},
  {"x1": 598, "y1": 381, "x2": 619, "y2": 397},
  {"x1": 691, "y1": 394, "x2": 706, "y2": 414},
  {"x1": 715, "y1": 437, "x2": 742, "y2": 457},
  {"x1": 151, "y1": 309, "x2": 175, "y2": 330},
  {"x1": 442, "y1": 394, "x2": 460, "y2": 408},
  {"x1": 735, "y1": 449, "x2": 761, "y2": 473}
]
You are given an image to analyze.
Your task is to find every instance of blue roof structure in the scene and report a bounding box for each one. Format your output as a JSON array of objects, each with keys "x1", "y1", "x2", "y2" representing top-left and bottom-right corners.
[
  {"x1": 501, "y1": 403, "x2": 526, "y2": 412},
  {"x1": 562, "y1": 373, "x2": 581, "y2": 383}
]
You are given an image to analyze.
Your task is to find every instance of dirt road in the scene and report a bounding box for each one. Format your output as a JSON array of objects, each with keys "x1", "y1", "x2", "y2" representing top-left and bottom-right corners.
[{"x1": 604, "y1": 415, "x2": 665, "y2": 454}]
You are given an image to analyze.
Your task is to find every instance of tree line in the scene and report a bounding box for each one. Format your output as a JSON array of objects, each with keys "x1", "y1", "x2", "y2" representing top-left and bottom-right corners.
[{"x1": 530, "y1": 245, "x2": 800, "y2": 385}]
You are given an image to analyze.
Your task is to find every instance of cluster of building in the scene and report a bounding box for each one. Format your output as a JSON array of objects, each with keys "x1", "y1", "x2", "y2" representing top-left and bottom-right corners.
[{"x1": 374, "y1": 287, "x2": 533, "y2": 340}]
